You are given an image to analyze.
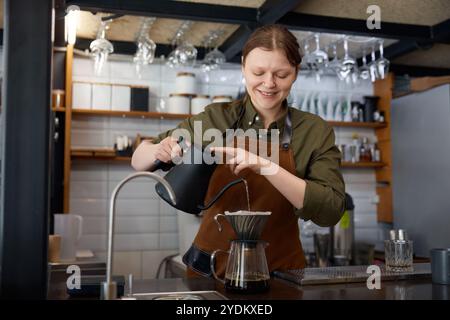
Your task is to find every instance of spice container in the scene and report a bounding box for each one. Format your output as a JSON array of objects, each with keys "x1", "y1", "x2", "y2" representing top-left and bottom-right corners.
[
  {"x1": 175, "y1": 72, "x2": 196, "y2": 95},
  {"x1": 212, "y1": 95, "x2": 233, "y2": 103},
  {"x1": 191, "y1": 95, "x2": 211, "y2": 115},
  {"x1": 167, "y1": 93, "x2": 191, "y2": 114},
  {"x1": 52, "y1": 90, "x2": 65, "y2": 109}
]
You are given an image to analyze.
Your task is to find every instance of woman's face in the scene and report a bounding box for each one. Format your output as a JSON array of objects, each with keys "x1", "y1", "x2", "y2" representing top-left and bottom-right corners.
[{"x1": 242, "y1": 47, "x2": 297, "y2": 114}]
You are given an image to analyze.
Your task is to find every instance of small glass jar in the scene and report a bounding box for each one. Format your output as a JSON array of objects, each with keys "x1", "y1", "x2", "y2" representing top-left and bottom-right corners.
[{"x1": 384, "y1": 239, "x2": 413, "y2": 272}]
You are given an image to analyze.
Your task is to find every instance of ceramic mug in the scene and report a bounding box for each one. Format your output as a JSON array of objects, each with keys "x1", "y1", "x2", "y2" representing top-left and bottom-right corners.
[{"x1": 430, "y1": 248, "x2": 450, "y2": 285}]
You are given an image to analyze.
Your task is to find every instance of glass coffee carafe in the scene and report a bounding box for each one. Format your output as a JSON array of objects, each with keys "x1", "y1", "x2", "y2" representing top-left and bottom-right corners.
[
  {"x1": 210, "y1": 240, "x2": 270, "y2": 293},
  {"x1": 210, "y1": 211, "x2": 271, "y2": 293}
]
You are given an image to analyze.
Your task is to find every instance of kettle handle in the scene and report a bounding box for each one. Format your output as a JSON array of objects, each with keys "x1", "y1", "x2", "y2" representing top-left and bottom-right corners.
[
  {"x1": 210, "y1": 249, "x2": 229, "y2": 284},
  {"x1": 214, "y1": 214, "x2": 226, "y2": 232},
  {"x1": 151, "y1": 159, "x2": 175, "y2": 172},
  {"x1": 150, "y1": 136, "x2": 186, "y2": 172},
  {"x1": 198, "y1": 178, "x2": 244, "y2": 211}
]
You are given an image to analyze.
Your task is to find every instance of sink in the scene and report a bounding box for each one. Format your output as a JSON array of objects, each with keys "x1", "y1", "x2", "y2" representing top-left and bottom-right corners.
[{"x1": 122, "y1": 290, "x2": 228, "y2": 300}]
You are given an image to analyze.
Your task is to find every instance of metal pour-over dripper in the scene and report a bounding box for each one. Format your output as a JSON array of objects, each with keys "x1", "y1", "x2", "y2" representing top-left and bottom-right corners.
[{"x1": 214, "y1": 211, "x2": 271, "y2": 240}]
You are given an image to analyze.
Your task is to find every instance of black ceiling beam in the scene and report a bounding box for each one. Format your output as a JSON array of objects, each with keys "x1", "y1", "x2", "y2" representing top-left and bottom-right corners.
[
  {"x1": 383, "y1": 40, "x2": 424, "y2": 60},
  {"x1": 279, "y1": 12, "x2": 433, "y2": 42},
  {"x1": 390, "y1": 64, "x2": 450, "y2": 77},
  {"x1": 220, "y1": 0, "x2": 302, "y2": 61},
  {"x1": 431, "y1": 19, "x2": 450, "y2": 43},
  {"x1": 220, "y1": 24, "x2": 256, "y2": 61},
  {"x1": 66, "y1": 0, "x2": 256, "y2": 25},
  {"x1": 257, "y1": 0, "x2": 302, "y2": 25},
  {"x1": 75, "y1": 37, "x2": 208, "y2": 60}
]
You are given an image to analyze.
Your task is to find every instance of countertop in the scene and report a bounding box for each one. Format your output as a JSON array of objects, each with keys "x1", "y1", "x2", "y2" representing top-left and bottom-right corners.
[{"x1": 47, "y1": 268, "x2": 450, "y2": 300}]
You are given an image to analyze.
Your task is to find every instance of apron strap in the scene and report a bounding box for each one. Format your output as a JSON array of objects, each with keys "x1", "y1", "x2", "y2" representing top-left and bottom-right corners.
[{"x1": 281, "y1": 108, "x2": 293, "y2": 150}]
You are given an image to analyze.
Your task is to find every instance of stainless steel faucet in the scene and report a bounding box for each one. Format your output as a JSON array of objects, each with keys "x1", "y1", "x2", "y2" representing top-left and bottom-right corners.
[{"x1": 100, "y1": 172, "x2": 176, "y2": 300}]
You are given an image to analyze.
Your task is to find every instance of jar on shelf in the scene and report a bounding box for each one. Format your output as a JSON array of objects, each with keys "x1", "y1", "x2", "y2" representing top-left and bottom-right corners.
[
  {"x1": 167, "y1": 93, "x2": 191, "y2": 114},
  {"x1": 212, "y1": 95, "x2": 233, "y2": 103},
  {"x1": 359, "y1": 137, "x2": 372, "y2": 162},
  {"x1": 175, "y1": 72, "x2": 196, "y2": 95},
  {"x1": 191, "y1": 94, "x2": 211, "y2": 115},
  {"x1": 52, "y1": 89, "x2": 65, "y2": 109}
]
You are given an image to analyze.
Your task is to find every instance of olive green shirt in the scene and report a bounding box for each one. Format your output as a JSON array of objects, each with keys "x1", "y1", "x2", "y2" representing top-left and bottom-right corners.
[{"x1": 153, "y1": 98, "x2": 345, "y2": 226}]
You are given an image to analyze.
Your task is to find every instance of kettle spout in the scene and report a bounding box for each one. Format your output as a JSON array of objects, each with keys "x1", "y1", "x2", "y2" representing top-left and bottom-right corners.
[{"x1": 197, "y1": 178, "x2": 244, "y2": 211}]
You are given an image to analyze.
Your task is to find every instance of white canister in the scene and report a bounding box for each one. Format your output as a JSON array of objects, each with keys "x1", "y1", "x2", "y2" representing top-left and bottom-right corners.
[
  {"x1": 212, "y1": 95, "x2": 233, "y2": 103},
  {"x1": 191, "y1": 95, "x2": 211, "y2": 115},
  {"x1": 167, "y1": 93, "x2": 191, "y2": 114},
  {"x1": 175, "y1": 72, "x2": 196, "y2": 95}
]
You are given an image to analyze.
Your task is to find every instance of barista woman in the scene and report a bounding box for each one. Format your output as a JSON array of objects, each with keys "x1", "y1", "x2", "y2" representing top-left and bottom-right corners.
[{"x1": 132, "y1": 25, "x2": 345, "y2": 278}]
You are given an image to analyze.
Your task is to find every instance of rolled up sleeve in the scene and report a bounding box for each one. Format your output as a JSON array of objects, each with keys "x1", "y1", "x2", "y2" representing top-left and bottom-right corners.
[{"x1": 295, "y1": 125, "x2": 345, "y2": 227}]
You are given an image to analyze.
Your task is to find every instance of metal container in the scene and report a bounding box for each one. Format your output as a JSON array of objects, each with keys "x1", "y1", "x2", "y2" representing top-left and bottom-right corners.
[{"x1": 329, "y1": 193, "x2": 355, "y2": 265}]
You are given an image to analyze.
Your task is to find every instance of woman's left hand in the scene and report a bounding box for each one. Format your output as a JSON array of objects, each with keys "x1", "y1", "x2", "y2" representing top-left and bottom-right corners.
[{"x1": 211, "y1": 147, "x2": 272, "y2": 176}]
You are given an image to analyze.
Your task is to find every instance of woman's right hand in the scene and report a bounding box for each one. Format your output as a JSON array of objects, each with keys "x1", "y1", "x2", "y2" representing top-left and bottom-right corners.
[{"x1": 154, "y1": 136, "x2": 183, "y2": 164}]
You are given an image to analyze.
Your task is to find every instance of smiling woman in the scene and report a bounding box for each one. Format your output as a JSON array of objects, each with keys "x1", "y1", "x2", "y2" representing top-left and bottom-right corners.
[{"x1": 132, "y1": 24, "x2": 345, "y2": 280}]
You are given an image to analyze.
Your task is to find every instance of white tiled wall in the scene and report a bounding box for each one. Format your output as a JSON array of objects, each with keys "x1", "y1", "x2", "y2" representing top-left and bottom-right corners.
[{"x1": 70, "y1": 56, "x2": 386, "y2": 278}]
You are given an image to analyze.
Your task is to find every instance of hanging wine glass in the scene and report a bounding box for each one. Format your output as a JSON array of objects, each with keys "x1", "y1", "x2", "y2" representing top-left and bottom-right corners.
[
  {"x1": 133, "y1": 17, "x2": 157, "y2": 77},
  {"x1": 134, "y1": 35, "x2": 156, "y2": 76},
  {"x1": 174, "y1": 42, "x2": 197, "y2": 67},
  {"x1": 310, "y1": 34, "x2": 328, "y2": 82},
  {"x1": 359, "y1": 47, "x2": 370, "y2": 80},
  {"x1": 327, "y1": 43, "x2": 344, "y2": 80},
  {"x1": 201, "y1": 29, "x2": 226, "y2": 71},
  {"x1": 368, "y1": 45, "x2": 379, "y2": 82},
  {"x1": 310, "y1": 34, "x2": 328, "y2": 68},
  {"x1": 376, "y1": 40, "x2": 390, "y2": 80},
  {"x1": 202, "y1": 47, "x2": 226, "y2": 71},
  {"x1": 300, "y1": 39, "x2": 311, "y2": 69},
  {"x1": 338, "y1": 38, "x2": 356, "y2": 81},
  {"x1": 166, "y1": 21, "x2": 197, "y2": 68},
  {"x1": 90, "y1": 20, "x2": 113, "y2": 75}
]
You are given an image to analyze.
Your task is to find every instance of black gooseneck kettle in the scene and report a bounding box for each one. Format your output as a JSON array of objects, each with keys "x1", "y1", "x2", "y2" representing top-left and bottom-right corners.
[{"x1": 151, "y1": 137, "x2": 244, "y2": 215}]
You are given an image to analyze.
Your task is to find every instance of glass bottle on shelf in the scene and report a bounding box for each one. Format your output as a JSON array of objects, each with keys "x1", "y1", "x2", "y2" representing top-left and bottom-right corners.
[
  {"x1": 351, "y1": 134, "x2": 360, "y2": 163},
  {"x1": 372, "y1": 143, "x2": 381, "y2": 162},
  {"x1": 359, "y1": 137, "x2": 371, "y2": 162}
]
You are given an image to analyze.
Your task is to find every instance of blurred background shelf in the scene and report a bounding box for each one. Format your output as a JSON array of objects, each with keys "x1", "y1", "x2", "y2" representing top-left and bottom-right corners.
[
  {"x1": 341, "y1": 162, "x2": 386, "y2": 168},
  {"x1": 72, "y1": 109, "x2": 190, "y2": 119},
  {"x1": 328, "y1": 121, "x2": 387, "y2": 128}
]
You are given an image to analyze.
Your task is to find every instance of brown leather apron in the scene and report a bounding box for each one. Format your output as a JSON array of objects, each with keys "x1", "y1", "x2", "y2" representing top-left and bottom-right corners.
[{"x1": 183, "y1": 105, "x2": 306, "y2": 278}]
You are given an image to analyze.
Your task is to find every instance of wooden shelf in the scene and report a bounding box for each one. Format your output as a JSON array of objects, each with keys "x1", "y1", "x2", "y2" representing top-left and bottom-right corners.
[
  {"x1": 328, "y1": 121, "x2": 387, "y2": 128},
  {"x1": 71, "y1": 110, "x2": 387, "y2": 128},
  {"x1": 52, "y1": 107, "x2": 66, "y2": 112},
  {"x1": 70, "y1": 152, "x2": 385, "y2": 169},
  {"x1": 72, "y1": 109, "x2": 190, "y2": 120},
  {"x1": 341, "y1": 162, "x2": 385, "y2": 168},
  {"x1": 71, "y1": 150, "x2": 131, "y2": 162}
]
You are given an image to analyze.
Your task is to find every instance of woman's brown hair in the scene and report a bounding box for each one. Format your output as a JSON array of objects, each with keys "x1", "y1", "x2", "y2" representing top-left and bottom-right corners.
[{"x1": 242, "y1": 24, "x2": 301, "y2": 68}]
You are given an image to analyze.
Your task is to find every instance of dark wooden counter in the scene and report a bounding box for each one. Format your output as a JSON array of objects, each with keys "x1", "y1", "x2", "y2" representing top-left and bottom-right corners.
[{"x1": 48, "y1": 275, "x2": 450, "y2": 300}]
